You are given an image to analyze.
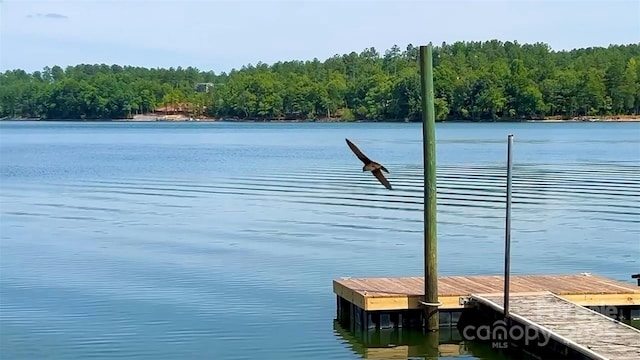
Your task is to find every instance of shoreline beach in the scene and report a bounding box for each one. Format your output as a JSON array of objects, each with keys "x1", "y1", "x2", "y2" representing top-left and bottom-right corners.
[{"x1": 2, "y1": 114, "x2": 640, "y2": 123}]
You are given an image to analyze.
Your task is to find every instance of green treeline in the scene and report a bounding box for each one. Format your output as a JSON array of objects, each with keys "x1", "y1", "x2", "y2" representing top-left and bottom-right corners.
[{"x1": 1, "y1": 40, "x2": 639, "y2": 121}]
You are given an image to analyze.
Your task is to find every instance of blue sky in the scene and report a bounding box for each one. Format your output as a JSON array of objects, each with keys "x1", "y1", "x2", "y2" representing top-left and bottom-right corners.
[{"x1": 1, "y1": 0, "x2": 639, "y2": 73}]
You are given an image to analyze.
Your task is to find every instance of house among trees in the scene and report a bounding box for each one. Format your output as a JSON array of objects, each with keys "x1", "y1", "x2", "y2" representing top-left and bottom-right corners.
[
  {"x1": 195, "y1": 83, "x2": 214, "y2": 93},
  {"x1": 154, "y1": 103, "x2": 190, "y2": 115},
  {"x1": 153, "y1": 103, "x2": 206, "y2": 117}
]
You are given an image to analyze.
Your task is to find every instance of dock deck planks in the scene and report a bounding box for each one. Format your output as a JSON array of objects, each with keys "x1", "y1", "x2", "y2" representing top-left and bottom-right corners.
[
  {"x1": 472, "y1": 292, "x2": 640, "y2": 360},
  {"x1": 333, "y1": 273, "x2": 640, "y2": 310}
]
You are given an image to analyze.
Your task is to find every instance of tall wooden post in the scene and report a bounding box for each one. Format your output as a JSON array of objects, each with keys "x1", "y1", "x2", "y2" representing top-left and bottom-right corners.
[{"x1": 419, "y1": 44, "x2": 439, "y2": 331}]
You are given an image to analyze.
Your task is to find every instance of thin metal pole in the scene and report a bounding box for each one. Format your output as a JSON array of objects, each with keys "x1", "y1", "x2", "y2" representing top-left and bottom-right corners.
[
  {"x1": 503, "y1": 134, "x2": 514, "y2": 318},
  {"x1": 419, "y1": 44, "x2": 439, "y2": 331}
]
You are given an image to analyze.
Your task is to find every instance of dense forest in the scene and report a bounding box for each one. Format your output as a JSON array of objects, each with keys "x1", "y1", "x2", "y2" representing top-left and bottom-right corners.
[{"x1": 1, "y1": 40, "x2": 639, "y2": 121}]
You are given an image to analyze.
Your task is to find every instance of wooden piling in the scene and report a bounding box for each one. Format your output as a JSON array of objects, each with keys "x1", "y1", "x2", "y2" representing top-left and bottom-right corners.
[{"x1": 419, "y1": 44, "x2": 439, "y2": 331}]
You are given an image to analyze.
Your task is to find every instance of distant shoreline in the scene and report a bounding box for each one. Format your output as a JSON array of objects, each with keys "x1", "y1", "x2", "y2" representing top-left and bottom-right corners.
[{"x1": 2, "y1": 115, "x2": 639, "y2": 123}]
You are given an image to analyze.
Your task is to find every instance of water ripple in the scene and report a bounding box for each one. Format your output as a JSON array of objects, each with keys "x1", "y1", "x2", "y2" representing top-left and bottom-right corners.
[{"x1": 1, "y1": 122, "x2": 639, "y2": 360}]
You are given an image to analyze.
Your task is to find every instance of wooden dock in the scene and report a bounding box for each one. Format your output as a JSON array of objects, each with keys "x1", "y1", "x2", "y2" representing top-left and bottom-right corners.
[
  {"x1": 333, "y1": 273, "x2": 640, "y2": 311},
  {"x1": 472, "y1": 292, "x2": 640, "y2": 360},
  {"x1": 334, "y1": 273, "x2": 640, "y2": 359}
]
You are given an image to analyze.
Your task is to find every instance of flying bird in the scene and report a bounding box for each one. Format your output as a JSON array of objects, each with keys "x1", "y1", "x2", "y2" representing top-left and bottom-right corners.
[{"x1": 345, "y1": 138, "x2": 392, "y2": 190}]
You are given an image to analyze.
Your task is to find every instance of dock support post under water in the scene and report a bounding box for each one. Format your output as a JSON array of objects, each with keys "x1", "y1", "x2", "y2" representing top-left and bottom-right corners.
[
  {"x1": 503, "y1": 134, "x2": 514, "y2": 318},
  {"x1": 419, "y1": 43, "x2": 439, "y2": 331}
]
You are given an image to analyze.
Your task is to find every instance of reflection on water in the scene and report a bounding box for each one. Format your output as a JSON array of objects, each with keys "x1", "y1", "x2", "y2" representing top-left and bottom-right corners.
[{"x1": 332, "y1": 320, "x2": 537, "y2": 360}]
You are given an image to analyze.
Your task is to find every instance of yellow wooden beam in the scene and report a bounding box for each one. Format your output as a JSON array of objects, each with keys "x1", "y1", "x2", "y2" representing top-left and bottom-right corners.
[
  {"x1": 559, "y1": 293, "x2": 640, "y2": 306},
  {"x1": 333, "y1": 280, "x2": 366, "y2": 309},
  {"x1": 334, "y1": 275, "x2": 640, "y2": 312}
]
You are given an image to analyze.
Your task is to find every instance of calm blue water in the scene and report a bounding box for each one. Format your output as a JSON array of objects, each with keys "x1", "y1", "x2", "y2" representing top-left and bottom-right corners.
[{"x1": 1, "y1": 120, "x2": 639, "y2": 360}]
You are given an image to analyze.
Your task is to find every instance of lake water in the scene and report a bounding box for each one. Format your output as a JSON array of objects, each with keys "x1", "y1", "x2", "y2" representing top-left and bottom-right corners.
[{"x1": 1, "y1": 120, "x2": 639, "y2": 360}]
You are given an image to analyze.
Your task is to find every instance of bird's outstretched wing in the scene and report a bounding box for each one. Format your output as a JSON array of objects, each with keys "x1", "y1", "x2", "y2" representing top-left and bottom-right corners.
[
  {"x1": 372, "y1": 169, "x2": 393, "y2": 190},
  {"x1": 345, "y1": 138, "x2": 372, "y2": 164}
]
